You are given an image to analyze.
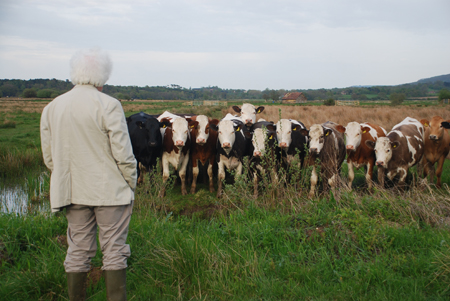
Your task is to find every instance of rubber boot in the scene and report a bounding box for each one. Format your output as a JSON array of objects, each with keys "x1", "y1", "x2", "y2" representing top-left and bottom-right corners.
[
  {"x1": 104, "y1": 269, "x2": 127, "y2": 301},
  {"x1": 66, "y1": 272, "x2": 87, "y2": 301}
]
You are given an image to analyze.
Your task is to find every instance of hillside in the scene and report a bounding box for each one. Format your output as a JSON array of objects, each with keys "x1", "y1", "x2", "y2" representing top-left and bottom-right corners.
[{"x1": 417, "y1": 73, "x2": 450, "y2": 84}]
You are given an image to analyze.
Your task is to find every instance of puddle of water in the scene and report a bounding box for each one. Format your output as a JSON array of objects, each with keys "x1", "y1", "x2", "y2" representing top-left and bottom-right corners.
[{"x1": 0, "y1": 172, "x2": 50, "y2": 215}]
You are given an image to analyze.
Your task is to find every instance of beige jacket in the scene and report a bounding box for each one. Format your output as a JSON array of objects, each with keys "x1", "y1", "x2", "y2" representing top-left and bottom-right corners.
[{"x1": 40, "y1": 85, "x2": 137, "y2": 212}]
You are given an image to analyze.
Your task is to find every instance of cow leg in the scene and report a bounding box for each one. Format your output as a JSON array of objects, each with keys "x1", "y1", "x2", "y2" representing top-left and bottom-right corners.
[
  {"x1": 136, "y1": 162, "x2": 143, "y2": 185},
  {"x1": 397, "y1": 168, "x2": 407, "y2": 191},
  {"x1": 190, "y1": 159, "x2": 199, "y2": 194},
  {"x1": 309, "y1": 166, "x2": 318, "y2": 198},
  {"x1": 429, "y1": 162, "x2": 436, "y2": 186},
  {"x1": 217, "y1": 160, "x2": 226, "y2": 198},
  {"x1": 366, "y1": 162, "x2": 374, "y2": 189},
  {"x1": 179, "y1": 152, "x2": 190, "y2": 196},
  {"x1": 253, "y1": 172, "x2": 259, "y2": 198},
  {"x1": 377, "y1": 166, "x2": 385, "y2": 188},
  {"x1": 207, "y1": 163, "x2": 215, "y2": 193},
  {"x1": 436, "y1": 156, "x2": 445, "y2": 188},
  {"x1": 347, "y1": 160, "x2": 354, "y2": 189},
  {"x1": 159, "y1": 154, "x2": 170, "y2": 198}
]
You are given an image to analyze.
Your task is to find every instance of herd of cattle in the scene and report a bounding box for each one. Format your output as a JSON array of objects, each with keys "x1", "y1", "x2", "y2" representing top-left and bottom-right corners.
[{"x1": 126, "y1": 103, "x2": 450, "y2": 198}]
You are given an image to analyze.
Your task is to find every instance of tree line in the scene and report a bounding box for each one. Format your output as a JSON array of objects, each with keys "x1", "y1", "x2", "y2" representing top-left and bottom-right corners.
[{"x1": 0, "y1": 78, "x2": 449, "y2": 102}]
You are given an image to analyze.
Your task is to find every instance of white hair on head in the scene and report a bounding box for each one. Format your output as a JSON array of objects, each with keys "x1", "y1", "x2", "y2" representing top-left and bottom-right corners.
[{"x1": 70, "y1": 48, "x2": 112, "y2": 87}]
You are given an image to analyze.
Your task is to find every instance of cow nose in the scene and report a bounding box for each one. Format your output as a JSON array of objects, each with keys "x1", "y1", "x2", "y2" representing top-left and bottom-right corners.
[
  {"x1": 346, "y1": 145, "x2": 354, "y2": 150},
  {"x1": 429, "y1": 135, "x2": 437, "y2": 140},
  {"x1": 376, "y1": 161, "x2": 384, "y2": 167},
  {"x1": 280, "y1": 142, "x2": 287, "y2": 148},
  {"x1": 254, "y1": 151, "x2": 262, "y2": 157},
  {"x1": 223, "y1": 142, "x2": 231, "y2": 148},
  {"x1": 149, "y1": 141, "x2": 157, "y2": 147},
  {"x1": 197, "y1": 138, "x2": 206, "y2": 144},
  {"x1": 310, "y1": 148, "x2": 317, "y2": 153},
  {"x1": 176, "y1": 140, "x2": 184, "y2": 147}
]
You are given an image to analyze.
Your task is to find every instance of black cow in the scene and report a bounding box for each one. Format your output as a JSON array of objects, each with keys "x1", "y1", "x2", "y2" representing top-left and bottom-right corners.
[
  {"x1": 275, "y1": 119, "x2": 309, "y2": 168},
  {"x1": 126, "y1": 112, "x2": 169, "y2": 184}
]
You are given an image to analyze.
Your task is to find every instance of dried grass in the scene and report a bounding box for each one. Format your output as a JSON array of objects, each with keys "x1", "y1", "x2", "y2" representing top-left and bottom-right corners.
[{"x1": 226, "y1": 105, "x2": 450, "y2": 130}]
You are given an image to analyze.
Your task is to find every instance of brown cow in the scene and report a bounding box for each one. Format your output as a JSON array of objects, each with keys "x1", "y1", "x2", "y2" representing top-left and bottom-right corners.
[
  {"x1": 420, "y1": 116, "x2": 450, "y2": 188},
  {"x1": 189, "y1": 115, "x2": 219, "y2": 194},
  {"x1": 366, "y1": 117, "x2": 425, "y2": 189},
  {"x1": 344, "y1": 122, "x2": 387, "y2": 189}
]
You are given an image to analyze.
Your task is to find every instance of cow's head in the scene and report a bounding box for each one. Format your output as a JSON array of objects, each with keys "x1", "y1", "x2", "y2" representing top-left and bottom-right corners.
[
  {"x1": 232, "y1": 103, "x2": 264, "y2": 126},
  {"x1": 275, "y1": 119, "x2": 308, "y2": 150},
  {"x1": 252, "y1": 128, "x2": 276, "y2": 157},
  {"x1": 421, "y1": 116, "x2": 448, "y2": 141},
  {"x1": 365, "y1": 137, "x2": 399, "y2": 167},
  {"x1": 192, "y1": 115, "x2": 219, "y2": 145},
  {"x1": 344, "y1": 122, "x2": 371, "y2": 151},
  {"x1": 136, "y1": 118, "x2": 170, "y2": 147},
  {"x1": 211, "y1": 120, "x2": 243, "y2": 155},
  {"x1": 308, "y1": 124, "x2": 332, "y2": 155},
  {"x1": 170, "y1": 118, "x2": 198, "y2": 149}
]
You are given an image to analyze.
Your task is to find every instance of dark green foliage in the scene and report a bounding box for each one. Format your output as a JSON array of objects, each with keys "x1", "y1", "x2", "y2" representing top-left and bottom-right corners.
[
  {"x1": 323, "y1": 98, "x2": 335, "y2": 106},
  {"x1": 438, "y1": 89, "x2": 450, "y2": 103},
  {"x1": 22, "y1": 88, "x2": 37, "y2": 98},
  {"x1": 36, "y1": 89, "x2": 54, "y2": 98},
  {"x1": 390, "y1": 92, "x2": 406, "y2": 105}
]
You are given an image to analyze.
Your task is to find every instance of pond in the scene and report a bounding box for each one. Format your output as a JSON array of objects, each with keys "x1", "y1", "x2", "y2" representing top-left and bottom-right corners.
[{"x1": 0, "y1": 171, "x2": 50, "y2": 215}]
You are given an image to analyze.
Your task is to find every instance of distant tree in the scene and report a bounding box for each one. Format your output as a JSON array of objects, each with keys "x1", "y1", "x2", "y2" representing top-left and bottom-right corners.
[
  {"x1": 37, "y1": 89, "x2": 53, "y2": 98},
  {"x1": 323, "y1": 98, "x2": 335, "y2": 106},
  {"x1": 351, "y1": 93, "x2": 359, "y2": 100},
  {"x1": 438, "y1": 89, "x2": 450, "y2": 103},
  {"x1": 0, "y1": 89, "x2": 3, "y2": 98},
  {"x1": 390, "y1": 93, "x2": 406, "y2": 105},
  {"x1": 23, "y1": 88, "x2": 37, "y2": 98},
  {"x1": 270, "y1": 90, "x2": 281, "y2": 102},
  {"x1": 262, "y1": 88, "x2": 271, "y2": 101},
  {"x1": 0, "y1": 84, "x2": 18, "y2": 97}
]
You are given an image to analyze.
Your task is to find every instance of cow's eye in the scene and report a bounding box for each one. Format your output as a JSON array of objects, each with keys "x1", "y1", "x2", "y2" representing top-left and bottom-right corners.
[
  {"x1": 387, "y1": 150, "x2": 390, "y2": 152},
  {"x1": 219, "y1": 131, "x2": 222, "y2": 134},
  {"x1": 185, "y1": 130, "x2": 188, "y2": 134},
  {"x1": 288, "y1": 131, "x2": 291, "y2": 134}
]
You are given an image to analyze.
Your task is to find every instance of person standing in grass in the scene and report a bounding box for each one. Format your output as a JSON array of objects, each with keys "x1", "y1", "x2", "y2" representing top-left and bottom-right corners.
[{"x1": 40, "y1": 48, "x2": 137, "y2": 301}]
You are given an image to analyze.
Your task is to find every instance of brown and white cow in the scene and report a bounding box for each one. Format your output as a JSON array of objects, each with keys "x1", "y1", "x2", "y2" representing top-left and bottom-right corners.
[
  {"x1": 366, "y1": 117, "x2": 424, "y2": 189},
  {"x1": 419, "y1": 116, "x2": 450, "y2": 188},
  {"x1": 189, "y1": 115, "x2": 219, "y2": 194},
  {"x1": 307, "y1": 121, "x2": 346, "y2": 198},
  {"x1": 232, "y1": 103, "x2": 265, "y2": 127},
  {"x1": 159, "y1": 117, "x2": 198, "y2": 197},
  {"x1": 344, "y1": 122, "x2": 387, "y2": 189}
]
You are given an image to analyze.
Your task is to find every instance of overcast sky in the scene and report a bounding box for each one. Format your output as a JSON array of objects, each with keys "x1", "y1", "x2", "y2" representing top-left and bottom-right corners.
[{"x1": 0, "y1": 0, "x2": 449, "y2": 90}]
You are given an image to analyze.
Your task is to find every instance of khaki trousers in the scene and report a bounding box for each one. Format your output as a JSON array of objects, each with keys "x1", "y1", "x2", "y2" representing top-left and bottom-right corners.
[{"x1": 64, "y1": 202, "x2": 133, "y2": 273}]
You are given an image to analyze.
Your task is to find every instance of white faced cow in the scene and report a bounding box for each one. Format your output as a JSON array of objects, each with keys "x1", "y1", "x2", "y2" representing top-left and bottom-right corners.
[
  {"x1": 275, "y1": 119, "x2": 309, "y2": 167},
  {"x1": 307, "y1": 121, "x2": 346, "y2": 198},
  {"x1": 210, "y1": 117, "x2": 251, "y2": 198},
  {"x1": 160, "y1": 117, "x2": 198, "y2": 197},
  {"x1": 366, "y1": 117, "x2": 424, "y2": 189},
  {"x1": 189, "y1": 115, "x2": 219, "y2": 194},
  {"x1": 232, "y1": 103, "x2": 265, "y2": 127},
  {"x1": 344, "y1": 122, "x2": 387, "y2": 189}
]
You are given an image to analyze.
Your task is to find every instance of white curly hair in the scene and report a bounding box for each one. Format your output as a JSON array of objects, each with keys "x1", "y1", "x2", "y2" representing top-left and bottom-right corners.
[{"x1": 70, "y1": 48, "x2": 112, "y2": 87}]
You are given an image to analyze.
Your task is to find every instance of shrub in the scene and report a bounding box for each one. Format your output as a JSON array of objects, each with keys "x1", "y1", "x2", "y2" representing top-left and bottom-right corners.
[
  {"x1": 22, "y1": 88, "x2": 37, "y2": 98},
  {"x1": 323, "y1": 98, "x2": 335, "y2": 106},
  {"x1": 36, "y1": 89, "x2": 54, "y2": 98},
  {"x1": 390, "y1": 93, "x2": 405, "y2": 105}
]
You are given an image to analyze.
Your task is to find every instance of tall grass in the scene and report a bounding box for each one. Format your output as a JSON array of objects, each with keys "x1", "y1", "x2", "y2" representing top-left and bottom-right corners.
[{"x1": 0, "y1": 146, "x2": 45, "y2": 179}]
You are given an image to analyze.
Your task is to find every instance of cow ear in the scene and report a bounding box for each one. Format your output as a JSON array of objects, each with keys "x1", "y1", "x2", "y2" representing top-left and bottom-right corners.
[
  {"x1": 210, "y1": 123, "x2": 219, "y2": 132},
  {"x1": 420, "y1": 119, "x2": 430, "y2": 128},
  {"x1": 300, "y1": 129, "x2": 309, "y2": 137},
  {"x1": 365, "y1": 140, "x2": 375, "y2": 149},
  {"x1": 442, "y1": 121, "x2": 450, "y2": 129},
  {"x1": 335, "y1": 125, "x2": 345, "y2": 133},
  {"x1": 361, "y1": 126, "x2": 370, "y2": 134},
  {"x1": 324, "y1": 129, "x2": 332, "y2": 137},
  {"x1": 210, "y1": 119, "x2": 220, "y2": 126},
  {"x1": 136, "y1": 121, "x2": 144, "y2": 129},
  {"x1": 292, "y1": 124, "x2": 301, "y2": 131},
  {"x1": 126, "y1": 117, "x2": 132, "y2": 124},
  {"x1": 232, "y1": 106, "x2": 241, "y2": 113},
  {"x1": 188, "y1": 120, "x2": 199, "y2": 129},
  {"x1": 235, "y1": 126, "x2": 241, "y2": 132},
  {"x1": 160, "y1": 118, "x2": 171, "y2": 128},
  {"x1": 256, "y1": 106, "x2": 265, "y2": 114},
  {"x1": 391, "y1": 141, "x2": 400, "y2": 149}
]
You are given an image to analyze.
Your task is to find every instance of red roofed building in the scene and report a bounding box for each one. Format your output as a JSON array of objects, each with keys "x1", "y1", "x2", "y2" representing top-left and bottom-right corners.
[{"x1": 282, "y1": 92, "x2": 307, "y2": 104}]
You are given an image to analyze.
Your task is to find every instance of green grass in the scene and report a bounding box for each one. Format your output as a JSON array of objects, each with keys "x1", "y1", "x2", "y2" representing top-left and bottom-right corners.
[{"x1": 2, "y1": 101, "x2": 450, "y2": 300}]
